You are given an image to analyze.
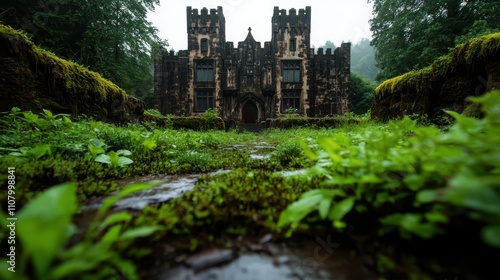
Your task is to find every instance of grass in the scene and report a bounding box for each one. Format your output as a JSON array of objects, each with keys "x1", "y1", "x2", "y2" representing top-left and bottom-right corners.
[{"x1": 1, "y1": 91, "x2": 499, "y2": 279}]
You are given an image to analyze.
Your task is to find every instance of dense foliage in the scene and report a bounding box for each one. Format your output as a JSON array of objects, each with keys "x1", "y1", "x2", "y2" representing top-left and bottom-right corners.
[
  {"x1": 318, "y1": 38, "x2": 379, "y2": 82},
  {"x1": 369, "y1": 0, "x2": 500, "y2": 81},
  {"x1": 0, "y1": 0, "x2": 165, "y2": 106},
  {"x1": 350, "y1": 38, "x2": 379, "y2": 81},
  {"x1": 349, "y1": 72, "x2": 376, "y2": 114},
  {"x1": 1, "y1": 91, "x2": 499, "y2": 278}
]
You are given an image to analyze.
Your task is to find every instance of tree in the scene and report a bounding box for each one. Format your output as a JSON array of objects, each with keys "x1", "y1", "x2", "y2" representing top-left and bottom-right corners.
[
  {"x1": 351, "y1": 38, "x2": 379, "y2": 81},
  {"x1": 0, "y1": 0, "x2": 166, "y2": 107},
  {"x1": 318, "y1": 40, "x2": 336, "y2": 50},
  {"x1": 368, "y1": 0, "x2": 500, "y2": 81},
  {"x1": 350, "y1": 72, "x2": 376, "y2": 114}
]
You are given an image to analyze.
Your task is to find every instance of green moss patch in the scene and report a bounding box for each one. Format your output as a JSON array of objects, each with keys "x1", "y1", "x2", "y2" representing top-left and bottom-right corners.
[
  {"x1": 0, "y1": 24, "x2": 143, "y2": 122},
  {"x1": 376, "y1": 32, "x2": 500, "y2": 97}
]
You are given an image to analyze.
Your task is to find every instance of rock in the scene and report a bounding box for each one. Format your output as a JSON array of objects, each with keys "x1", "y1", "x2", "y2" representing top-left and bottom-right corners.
[{"x1": 184, "y1": 249, "x2": 236, "y2": 272}]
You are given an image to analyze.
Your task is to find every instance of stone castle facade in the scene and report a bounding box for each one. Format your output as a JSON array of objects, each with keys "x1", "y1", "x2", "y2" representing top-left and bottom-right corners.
[{"x1": 154, "y1": 6, "x2": 350, "y2": 123}]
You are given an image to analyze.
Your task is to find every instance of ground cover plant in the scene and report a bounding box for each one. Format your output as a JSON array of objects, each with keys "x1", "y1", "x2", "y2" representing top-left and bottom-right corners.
[{"x1": 0, "y1": 91, "x2": 499, "y2": 279}]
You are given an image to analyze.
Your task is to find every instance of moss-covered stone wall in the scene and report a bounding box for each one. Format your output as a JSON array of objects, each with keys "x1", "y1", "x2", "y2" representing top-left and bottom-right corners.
[
  {"x1": 0, "y1": 24, "x2": 144, "y2": 122},
  {"x1": 371, "y1": 33, "x2": 500, "y2": 122}
]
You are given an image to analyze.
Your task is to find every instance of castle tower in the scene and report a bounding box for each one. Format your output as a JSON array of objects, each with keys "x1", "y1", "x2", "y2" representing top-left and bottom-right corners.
[
  {"x1": 154, "y1": 6, "x2": 350, "y2": 119},
  {"x1": 186, "y1": 7, "x2": 225, "y2": 114},
  {"x1": 271, "y1": 7, "x2": 312, "y2": 116}
]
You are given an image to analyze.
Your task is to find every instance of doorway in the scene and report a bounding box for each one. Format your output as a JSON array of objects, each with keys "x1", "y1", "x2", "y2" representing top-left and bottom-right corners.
[{"x1": 242, "y1": 102, "x2": 258, "y2": 123}]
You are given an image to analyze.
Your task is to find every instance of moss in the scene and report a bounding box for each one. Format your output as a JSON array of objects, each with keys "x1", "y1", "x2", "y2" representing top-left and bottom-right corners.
[
  {"x1": 0, "y1": 24, "x2": 142, "y2": 121},
  {"x1": 462, "y1": 102, "x2": 483, "y2": 118},
  {"x1": 134, "y1": 169, "x2": 330, "y2": 250},
  {"x1": 375, "y1": 32, "x2": 500, "y2": 97}
]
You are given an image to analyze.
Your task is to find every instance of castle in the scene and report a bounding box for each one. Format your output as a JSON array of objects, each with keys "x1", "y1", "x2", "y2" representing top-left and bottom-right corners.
[{"x1": 154, "y1": 6, "x2": 350, "y2": 123}]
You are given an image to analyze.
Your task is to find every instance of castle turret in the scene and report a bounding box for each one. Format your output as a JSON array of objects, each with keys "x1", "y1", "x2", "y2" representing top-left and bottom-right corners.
[
  {"x1": 271, "y1": 7, "x2": 312, "y2": 116},
  {"x1": 185, "y1": 6, "x2": 226, "y2": 115}
]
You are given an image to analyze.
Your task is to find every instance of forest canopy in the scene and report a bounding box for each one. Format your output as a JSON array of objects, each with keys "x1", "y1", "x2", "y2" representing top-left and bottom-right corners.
[
  {"x1": 0, "y1": 0, "x2": 167, "y2": 107},
  {"x1": 369, "y1": 0, "x2": 500, "y2": 81}
]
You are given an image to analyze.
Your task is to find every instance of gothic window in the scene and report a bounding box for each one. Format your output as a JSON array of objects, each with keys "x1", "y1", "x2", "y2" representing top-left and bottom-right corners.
[
  {"x1": 247, "y1": 76, "x2": 253, "y2": 86},
  {"x1": 201, "y1": 39, "x2": 208, "y2": 52},
  {"x1": 195, "y1": 61, "x2": 214, "y2": 82},
  {"x1": 282, "y1": 60, "x2": 301, "y2": 83},
  {"x1": 282, "y1": 91, "x2": 300, "y2": 112},
  {"x1": 195, "y1": 91, "x2": 214, "y2": 112},
  {"x1": 290, "y1": 38, "x2": 296, "y2": 51},
  {"x1": 246, "y1": 65, "x2": 253, "y2": 74}
]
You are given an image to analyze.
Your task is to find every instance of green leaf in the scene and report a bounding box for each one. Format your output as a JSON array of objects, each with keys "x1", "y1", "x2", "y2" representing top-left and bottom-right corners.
[
  {"x1": 328, "y1": 196, "x2": 355, "y2": 221},
  {"x1": 482, "y1": 226, "x2": 500, "y2": 248},
  {"x1": 42, "y1": 109, "x2": 54, "y2": 119},
  {"x1": 446, "y1": 174, "x2": 500, "y2": 215},
  {"x1": 99, "y1": 212, "x2": 132, "y2": 231},
  {"x1": 299, "y1": 139, "x2": 318, "y2": 160},
  {"x1": 318, "y1": 198, "x2": 331, "y2": 219},
  {"x1": 28, "y1": 144, "x2": 51, "y2": 160},
  {"x1": 118, "y1": 226, "x2": 161, "y2": 240},
  {"x1": 277, "y1": 191, "x2": 324, "y2": 228},
  {"x1": 117, "y1": 157, "x2": 134, "y2": 167},
  {"x1": 100, "y1": 225, "x2": 122, "y2": 246},
  {"x1": 143, "y1": 138, "x2": 157, "y2": 150},
  {"x1": 62, "y1": 116, "x2": 72, "y2": 123},
  {"x1": 424, "y1": 211, "x2": 449, "y2": 224},
  {"x1": 318, "y1": 137, "x2": 343, "y2": 162},
  {"x1": 22, "y1": 111, "x2": 39, "y2": 123},
  {"x1": 116, "y1": 149, "x2": 132, "y2": 156},
  {"x1": 95, "y1": 154, "x2": 111, "y2": 164},
  {"x1": 416, "y1": 189, "x2": 438, "y2": 203},
  {"x1": 17, "y1": 183, "x2": 77, "y2": 278}
]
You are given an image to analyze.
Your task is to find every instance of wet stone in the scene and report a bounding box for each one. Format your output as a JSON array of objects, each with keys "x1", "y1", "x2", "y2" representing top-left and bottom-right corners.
[
  {"x1": 184, "y1": 249, "x2": 237, "y2": 272},
  {"x1": 81, "y1": 170, "x2": 231, "y2": 211}
]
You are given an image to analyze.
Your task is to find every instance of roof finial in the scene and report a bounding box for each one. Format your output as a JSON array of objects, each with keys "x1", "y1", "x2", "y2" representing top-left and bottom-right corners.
[{"x1": 248, "y1": 27, "x2": 252, "y2": 32}]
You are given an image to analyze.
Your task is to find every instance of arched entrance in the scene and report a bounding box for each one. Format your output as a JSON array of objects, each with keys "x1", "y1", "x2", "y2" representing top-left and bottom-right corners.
[{"x1": 242, "y1": 102, "x2": 258, "y2": 123}]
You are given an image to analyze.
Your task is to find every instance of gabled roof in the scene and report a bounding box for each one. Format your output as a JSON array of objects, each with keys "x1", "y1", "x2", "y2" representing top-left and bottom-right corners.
[{"x1": 244, "y1": 27, "x2": 256, "y2": 44}]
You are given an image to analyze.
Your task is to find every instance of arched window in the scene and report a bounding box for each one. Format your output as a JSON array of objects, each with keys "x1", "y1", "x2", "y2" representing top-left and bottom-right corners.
[
  {"x1": 282, "y1": 60, "x2": 301, "y2": 83},
  {"x1": 195, "y1": 61, "x2": 214, "y2": 82},
  {"x1": 195, "y1": 91, "x2": 214, "y2": 111}
]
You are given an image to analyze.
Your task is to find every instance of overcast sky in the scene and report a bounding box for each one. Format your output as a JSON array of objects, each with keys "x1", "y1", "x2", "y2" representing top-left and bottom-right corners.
[{"x1": 148, "y1": 0, "x2": 374, "y2": 50}]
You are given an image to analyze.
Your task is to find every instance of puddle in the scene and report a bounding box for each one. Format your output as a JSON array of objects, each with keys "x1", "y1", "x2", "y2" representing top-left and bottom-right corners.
[
  {"x1": 146, "y1": 237, "x2": 376, "y2": 280},
  {"x1": 250, "y1": 154, "x2": 271, "y2": 160},
  {"x1": 278, "y1": 169, "x2": 308, "y2": 177},
  {"x1": 82, "y1": 169, "x2": 230, "y2": 211}
]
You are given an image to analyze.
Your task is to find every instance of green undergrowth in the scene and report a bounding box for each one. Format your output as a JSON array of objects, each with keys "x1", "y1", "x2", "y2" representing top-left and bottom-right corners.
[
  {"x1": 376, "y1": 32, "x2": 500, "y2": 97},
  {"x1": 131, "y1": 91, "x2": 500, "y2": 278},
  {"x1": 0, "y1": 182, "x2": 162, "y2": 280},
  {"x1": 266, "y1": 112, "x2": 367, "y2": 129},
  {"x1": 0, "y1": 108, "x2": 315, "y2": 205},
  {"x1": 134, "y1": 169, "x2": 330, "y2": 249},
  {"x1": 143, "y1": 108, "x2": 227, "y2": 131},
  {"x1": 1, "y1": 91, "x2": 499, "y2": 278}
]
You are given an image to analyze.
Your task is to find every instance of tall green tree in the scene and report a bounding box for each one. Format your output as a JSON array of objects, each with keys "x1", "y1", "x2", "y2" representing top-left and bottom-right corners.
[
  {"x1": 0, "y1": 0, "x2": 166, "y2": 107},
  {"x1": 351, "y1": 38, "x2": 379, "y2": 81},
  {"x1": 350, "y1": 72, "x2": 376, "y2": 114},
  {"x1": 369, "y1": 0, "x2": 500, "y2": 81},
  {"x1": 318, "y1": 40, "x2": 336, "y2": 50}
]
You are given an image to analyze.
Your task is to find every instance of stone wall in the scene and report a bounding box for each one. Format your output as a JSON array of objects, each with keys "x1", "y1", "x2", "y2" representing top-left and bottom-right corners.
[
  {"x1": 371, "y1": 33, "x2": 500, "y2": 122},
  {"x1": 154, "y1": 6, "x2": 351, "y2": 122},
  {"x1": 0, "y1": 24, "x2": 144, "y2": 122}
]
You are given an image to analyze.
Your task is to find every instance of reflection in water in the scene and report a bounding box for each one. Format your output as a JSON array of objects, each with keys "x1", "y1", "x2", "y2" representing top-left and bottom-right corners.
[
  {"x1": 151, "y1": 238, "x2": 376, "y2": 280},
  {"x1": 82, "y1": 170, "x2": 230, "y2": 211}
]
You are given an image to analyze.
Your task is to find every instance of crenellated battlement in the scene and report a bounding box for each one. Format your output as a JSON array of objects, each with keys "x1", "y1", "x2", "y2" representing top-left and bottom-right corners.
[
  {"x1": 155, "y1": 6, "x2": 350, "y2": 120},
  {"x1": 187, "y1": 6, "x2": 224, "y2": 23},
  {"x1": 272, "y1": 6, "x2": 311, "y2": 28},
  {"x1": 272, "y1": 6, "x2": 311, "y2": 20}
]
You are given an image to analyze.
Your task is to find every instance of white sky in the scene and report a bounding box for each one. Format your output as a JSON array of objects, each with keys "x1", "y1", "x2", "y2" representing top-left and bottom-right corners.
[{"x1": 148, "y1": 0, "x2": 374, "y2": 51}]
